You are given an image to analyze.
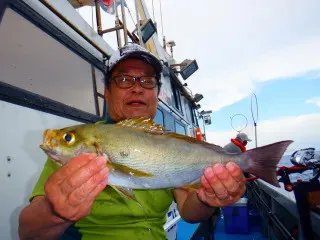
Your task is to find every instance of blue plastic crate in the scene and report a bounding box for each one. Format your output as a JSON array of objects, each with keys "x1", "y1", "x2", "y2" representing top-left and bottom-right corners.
[{"x1": 223, "y1": 198, "x2": 249, "y2": 234}]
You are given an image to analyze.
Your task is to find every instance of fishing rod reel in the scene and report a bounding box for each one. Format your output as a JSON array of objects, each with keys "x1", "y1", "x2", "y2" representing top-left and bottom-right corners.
[
  {"x1": 277, "y1": 148, "x2": 320, "y2": 192},
  {"x1": 277, "y1": 148, "x2": 320, "y2": 240},
  {"x1": 247, "y1": 148, "x2": 320, "y2": 240},
  {"x1": 290, "y1": 148, "x2": 320, "y2": 169}
]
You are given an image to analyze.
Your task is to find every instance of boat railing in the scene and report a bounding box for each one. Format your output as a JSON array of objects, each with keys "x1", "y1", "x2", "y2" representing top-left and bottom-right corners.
[{"x1": 249, "y1": 148, "x2": 320, "y2": 240}]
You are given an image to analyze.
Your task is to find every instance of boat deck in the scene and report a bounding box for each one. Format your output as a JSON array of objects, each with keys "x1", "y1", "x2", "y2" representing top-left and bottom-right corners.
[{"x1": 177, "y1": 212, "x2": 268, "y2": 240}]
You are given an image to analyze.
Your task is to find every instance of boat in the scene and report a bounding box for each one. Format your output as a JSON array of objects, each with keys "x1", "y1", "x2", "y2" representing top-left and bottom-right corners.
[
  {"x1": 0, "y1": 1, "x2": 319, "y2": 240},
  {"x1": 0, "y1": 0, "x2": 199, "y2": 239}
]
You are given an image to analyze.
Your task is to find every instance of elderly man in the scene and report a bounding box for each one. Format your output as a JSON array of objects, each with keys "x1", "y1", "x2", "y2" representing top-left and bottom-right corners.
[
  {"x1": 19, "y1": 43, "x2": 246, "y2": 239},
  {"x1": 224, "y1": 132, "x2": 252, "y2": 154}
]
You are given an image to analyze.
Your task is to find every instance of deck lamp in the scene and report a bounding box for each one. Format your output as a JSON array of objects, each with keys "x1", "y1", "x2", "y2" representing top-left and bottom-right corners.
[
  {"x1": 140, "y1": 19, "x2": 157, "y2": 44},
  {"x1": 170, "y1": 59, "x2": 198, "y2": 80},
  {"x1": 193, "y1": 93, "x2": 204, "y2": 103}
]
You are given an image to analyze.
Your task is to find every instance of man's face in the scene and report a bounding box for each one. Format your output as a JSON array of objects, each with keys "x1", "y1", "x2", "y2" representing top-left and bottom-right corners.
[
  {"x1": 104, "y1": 58, "x2": 159, "y2": 122},
  {"x1": 243, "y1": 140, "x2": 248, "y2": 146}
]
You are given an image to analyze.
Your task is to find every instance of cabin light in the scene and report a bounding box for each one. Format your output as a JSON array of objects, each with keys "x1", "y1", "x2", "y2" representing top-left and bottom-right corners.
[
  {"x1": 200, "y1": 110, "x2": 212, "y2": 115},
  {"x1": 170, "y1": 59, "x2": 199, "y2": 80},
  {"x1": 199, "y1": 110, "x2": 213, "y2": 126},
  {"x1": 140, "y1": 19, "x2": 157, "y2": 44},
  {"x1": 193, "y1": 93, "x2": 204, "y2": 103},
  {"x1": 203, "y1": 115, "x2": 212, "y2": 125},
  {"x1": 166, "y1": 40, "x2": 176, "y2": 57},
  {"x1": 180, "y1": 59, "x2": 198, "y2": 80}
]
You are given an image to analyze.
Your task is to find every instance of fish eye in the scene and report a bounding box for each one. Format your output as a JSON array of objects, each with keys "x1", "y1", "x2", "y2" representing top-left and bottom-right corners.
[{"x1": 63, "y1": 133, "x2": 75, "y2": 145}]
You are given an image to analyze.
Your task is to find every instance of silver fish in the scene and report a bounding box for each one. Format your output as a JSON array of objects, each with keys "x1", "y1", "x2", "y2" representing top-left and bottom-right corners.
[{"x1": 40, "y1": 118, "x2": 293, "y2": 198}]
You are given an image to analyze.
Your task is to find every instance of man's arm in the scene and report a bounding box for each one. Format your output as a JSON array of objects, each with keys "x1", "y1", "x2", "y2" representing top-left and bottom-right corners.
[
  {"x1": 174, "y1": 188, "x2": 216, "y2": 223},
  {"x1": 19, "y1": 196, "x2": 72, "y2": 240},
  {"x1": 174, "y1": 162, "x2": 246, "y2": 223},
  {"x1": 18, "y1": 154, "x2": 109, "y2": 240}
]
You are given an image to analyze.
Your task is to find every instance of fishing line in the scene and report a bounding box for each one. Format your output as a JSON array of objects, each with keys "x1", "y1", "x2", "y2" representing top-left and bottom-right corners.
[{"x1": 134, "y1": 193, "x2": 152, "y2": 237}]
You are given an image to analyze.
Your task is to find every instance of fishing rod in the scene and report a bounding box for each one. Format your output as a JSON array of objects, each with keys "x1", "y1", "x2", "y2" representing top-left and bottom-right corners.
[{"x1": 250, "y1": 93, "x2": 259, "y2": 148}]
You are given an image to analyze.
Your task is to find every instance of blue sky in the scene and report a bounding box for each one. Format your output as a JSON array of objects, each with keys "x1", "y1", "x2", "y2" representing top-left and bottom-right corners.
[
  {"x1": 79, "y1": 0, "x2": 320, "y2": 153},
  {"x1": 209, "y1": 73, "x2": 320, "y2": 132},
  {"x1": 150, "y1": 0, "x2": 320, "y2": 153}
]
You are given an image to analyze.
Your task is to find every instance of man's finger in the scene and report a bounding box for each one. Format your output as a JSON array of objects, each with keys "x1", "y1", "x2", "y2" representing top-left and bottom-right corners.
[
  {"x1": 57, "y1": 153, "x2": 97, "y2": 180},
  {"x1": 60, "y1": 156, "x2": 106, "y2": 195},
  {"x1": 86, "y1": 178, "x2": 108, "y2": 203},
  {"x1": 216, "y1": 163, "x2": 243, "y2": 196},
  {"x1": 225, "y1": 162, "x2": 245, "y2": 183},
  {"x1": 70, "y1": 167, "x2": 109, "y2": 202},
  {"x1": 204, "y1": 164, "x2": 229, "y2": 200}
]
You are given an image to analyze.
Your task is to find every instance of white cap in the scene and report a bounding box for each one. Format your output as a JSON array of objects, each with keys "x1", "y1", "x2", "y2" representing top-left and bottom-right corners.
[
  {"x1": 107, "y1": 43, "x2": 162, "y2": 75},
  {"x1": 236, "y1": 132, "x2": 252, "y2": 142}
]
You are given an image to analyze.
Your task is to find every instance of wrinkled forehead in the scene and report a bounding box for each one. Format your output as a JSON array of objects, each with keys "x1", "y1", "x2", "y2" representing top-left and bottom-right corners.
[{"x1": 112, "y1": 58, "x2": 156, "y2": 76}]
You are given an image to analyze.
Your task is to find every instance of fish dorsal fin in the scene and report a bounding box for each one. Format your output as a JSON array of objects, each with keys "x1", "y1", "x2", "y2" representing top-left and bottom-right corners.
[
  {"x1": 165, "y1": 132, "x2": 224, "y2": 152},
  {"x1": 116, "y1": 117, "x2": 164, "y2": 135},
  {"x1": 116, "y1": 118, "x2": 223, "y2": 151}
]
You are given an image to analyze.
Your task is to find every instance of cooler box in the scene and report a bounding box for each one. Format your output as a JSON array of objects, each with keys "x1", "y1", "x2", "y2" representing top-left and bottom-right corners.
[{"x1": 222, "y1": 197, "x2": 249, "y2": 234}]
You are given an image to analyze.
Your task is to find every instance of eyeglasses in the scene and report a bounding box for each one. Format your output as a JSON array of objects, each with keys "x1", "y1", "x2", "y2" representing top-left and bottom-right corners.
[{"x1": 111, "y1": 75, "x2": 158, "y2": 89}]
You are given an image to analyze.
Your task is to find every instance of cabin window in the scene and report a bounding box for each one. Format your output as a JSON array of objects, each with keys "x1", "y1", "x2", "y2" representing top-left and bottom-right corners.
[
  {"x1": 0, "y1": 8, "x2": 104, "y2": 117},
  {"x1": 175, "y1": 121, "x2": 186, "y2": 135},
  {"x1": 171, "y1": 81, "x2": 182, "y2": 112},
  {"x1": 192, "y1": 108, "x2": 198, "y2": 126},
  {"x1": 189, "y1": 127, "x2": 195, "y2": 137},
  {"x1": 154, "y1": 108, "x2": 164, "y2": 126},
  {"x1": 184, "y1": 102, "x2": 194, "y2": 124},
  {"x1": 158, "y1": 76, "x2": 175, "y2": 107}
]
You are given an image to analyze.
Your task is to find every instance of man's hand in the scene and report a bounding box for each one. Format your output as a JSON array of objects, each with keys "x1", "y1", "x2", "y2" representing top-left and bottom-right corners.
[
  {"x1": 197, "y1": 162, "x2": 246, "y2": 207},
  {"x1": 44, "y1": 153, "x2": 109, "y2": 222}
]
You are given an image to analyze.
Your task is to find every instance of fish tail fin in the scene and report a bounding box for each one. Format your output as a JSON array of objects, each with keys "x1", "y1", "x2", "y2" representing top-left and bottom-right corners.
[{"x1": 242, "y1": 140, "x2": 293, "y2": 187}]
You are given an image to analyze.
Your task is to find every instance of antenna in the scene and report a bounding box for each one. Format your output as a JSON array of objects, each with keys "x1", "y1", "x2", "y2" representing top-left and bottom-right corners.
[
  {"x1": 251, "y1": 93, "x2": 259, "y2": 148},
  {"x1": 134, "y1": 0, "x2": 143, "y2": 46}
]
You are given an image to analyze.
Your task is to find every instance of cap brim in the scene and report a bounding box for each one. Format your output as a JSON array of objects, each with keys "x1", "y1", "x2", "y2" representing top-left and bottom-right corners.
[{"x1": 114, "y1": 51, "x2": 162, "y2": 75}]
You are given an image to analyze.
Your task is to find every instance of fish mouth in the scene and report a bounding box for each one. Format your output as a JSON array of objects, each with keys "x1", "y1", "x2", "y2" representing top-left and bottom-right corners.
[
  {"x1": 39, "y1": 144, "x2": 63, "y2": 165},
  {"x1": 40, "y1": 144, "x2": 49, "y2": 151}
]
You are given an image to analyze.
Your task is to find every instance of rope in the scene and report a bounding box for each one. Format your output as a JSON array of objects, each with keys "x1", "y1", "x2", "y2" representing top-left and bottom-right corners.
[{"x1": 126, "y1": 6, "x2": 136, "y2": 26}]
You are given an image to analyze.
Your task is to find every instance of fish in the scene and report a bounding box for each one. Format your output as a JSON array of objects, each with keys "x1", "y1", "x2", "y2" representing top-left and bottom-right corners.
[{"x1": 40, "y1": 118, "x2": 293, "y2": 199}]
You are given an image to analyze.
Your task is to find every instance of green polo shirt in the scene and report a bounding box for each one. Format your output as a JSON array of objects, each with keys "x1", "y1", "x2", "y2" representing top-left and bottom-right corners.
[{"x1": 30, "y1": 157, "x2": 174, "y2": 240}]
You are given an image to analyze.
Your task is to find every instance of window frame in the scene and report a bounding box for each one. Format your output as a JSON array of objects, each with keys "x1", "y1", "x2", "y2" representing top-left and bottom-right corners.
[{"x1": 0, "y1": 1, "x2": 106, "y2": 123}]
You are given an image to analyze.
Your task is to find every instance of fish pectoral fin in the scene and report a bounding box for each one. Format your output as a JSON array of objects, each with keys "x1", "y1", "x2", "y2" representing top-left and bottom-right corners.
[
  {"x1": 181, "y1": 180, "x2": 202, "y2": 190},
  {"x1": 109, "y1": 162, "x2": 154, "y2": 177},
  {"x1": 110, "y1": 185, "x2": 137, "y2": 201},
  {"x1": 92, "y1": 142, "x2": 104, "y2": 156},
  {"x1": 95, "y1": 120, "x2": 107, "y2": 125}
]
